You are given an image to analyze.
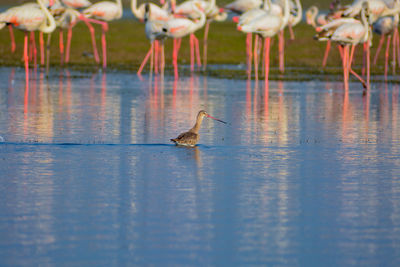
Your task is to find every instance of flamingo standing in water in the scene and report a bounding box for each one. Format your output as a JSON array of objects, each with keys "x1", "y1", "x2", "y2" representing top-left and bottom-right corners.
[
  {"x1": 372, "y1": 14, "x2": 399, "y2": 78},
  {"x1": 238, "y1": 0, "x2": 290, "y2": 88},
  {"x1": 82, "y1": 0, "x2": 123, "y2": 69},
  {"x1": 330, "y1": 1, "x2": 372, "y2": 92},
  {"x1": 163, "y1": 1, "x2": 206, "y2": 78},
  {"x1": 170, "y1": 110, "x2": 226, "y2": 147},
  {"x1": 307, "y1": 4, "x2": 348, "y2": 68},
  {"x1": 1, "y1": 0, "x2": 56, "y2": 83},
  {"x1": 137, "y1": 3, "x2": 169, "y2": 76}
]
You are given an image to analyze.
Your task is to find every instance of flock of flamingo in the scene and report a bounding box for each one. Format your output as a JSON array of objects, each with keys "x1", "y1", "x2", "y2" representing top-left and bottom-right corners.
[{"x1": 1, "y1": 0, "x2": 400, "y2": 92}]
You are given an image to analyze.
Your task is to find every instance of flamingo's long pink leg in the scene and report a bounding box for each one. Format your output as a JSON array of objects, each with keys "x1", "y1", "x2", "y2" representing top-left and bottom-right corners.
[
  {"x1": 79, "y1": 15, "x2": 100, "y2": 64},
  {"x1": 193, "y1": 35, "x2": 201, "y2": 69},
  {"x1": 101, "y1": 24, "x2": 107, "y2": 69},
  {"x1": 161, "y1": 42, "x2": 165, "y2": 75},
  {"x1": 65, "y1": 26, "x2": 73, "y2": 63},
  {"x1": 24, "y1": 33, "x2": 29, "y2": 84},
  {"x1": 137, "y1": 45, "x2": 153, "y2": 76},
  {"x1": 322, "y1": 40, "x2": 331, "y2": 68},
  {"x1": 173, "y1": 38, "x2": 179, "y2": 79},
  {"x1": 8, "y1": 25, "x2": 16, "y2": 53},
  {"x1": 154, "y1": 40, "x2": 159, "y2": 75},
  {"x1": 279, "y1": 30, "x2": 284, "y2": 74},
  {"x1": 59, "y1": 30, "x2": 65, "y2": 66},
  {"x1": 190, "y1": 34, "x2": 195, "y2": 72},
  {"x1": 349, "y1": 44, "x2": 367, "y2": 88},
  {"x1": 373, "y1": 34, "x2": 385, "y2": 65},
  {"x1": 246, "y1": 33, "x2": 252, "y2": 79},
  {"x1": 264, "y1": 37, "x2": 271, "y2": 90},
  {"x1": 203, "y1": 21, "x2": 210, "y2": 71},
  {"x1": 342, "y1": 45, "x2": 349, "y2": 92},
  {"x1": 254, "y1": 34, "x2": 259, "y2": 81},
  {"x1": 385, "y1": 35, "x2": 392, "y2": 80},
  {"x1": 40, "y1": 32, "x2": 44, "y2": 66}
]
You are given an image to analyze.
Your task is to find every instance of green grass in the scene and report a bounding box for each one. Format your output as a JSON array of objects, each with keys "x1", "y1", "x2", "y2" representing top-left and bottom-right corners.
[{"x1": 0, "y1": 19, "x2": 394, "y2": 80}]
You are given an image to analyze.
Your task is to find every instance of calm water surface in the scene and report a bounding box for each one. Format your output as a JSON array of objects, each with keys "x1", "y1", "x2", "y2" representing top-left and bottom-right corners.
[{"x1": 0, "y1": 67, "x2": 399, "y2": 266}]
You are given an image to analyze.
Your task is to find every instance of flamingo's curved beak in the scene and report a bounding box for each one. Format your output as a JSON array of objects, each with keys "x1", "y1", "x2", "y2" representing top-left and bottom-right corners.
[
  {"x1": 206, "y1": 114, "x2": 227, "y2": 124},
  {"x1": 49, "y1": 0, "x2": 54, "y2": 7},
  {"x1": 232, "y1": 16, "x2": 239, "y2": 23},
  {"x1": 237, "y1": 25, "x2": 242, "y2": 31}
]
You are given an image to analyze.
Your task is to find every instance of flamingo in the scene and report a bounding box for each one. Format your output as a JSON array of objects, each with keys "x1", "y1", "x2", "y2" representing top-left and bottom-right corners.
[
  {"x1": 330, "y1": 1, "x2": 372, "y2": 92},
  {"x1": 0, "y1": 0, "x2": 56, "y2": 55},
  {"x1": 82, "y1": 0, "x2": 123, "y2": 69},
  {"x1": 344, "y1": 0, "x2": 400, "y2": 23},
  {"x1": 236, "y1": 0, "x2": 271, "y2": 79},
  {"x1": 372, "y1": 14, "x2": 399, "y2": 77},
  {"x1": 173, "y1": 0, "x2": 223, "y2": 71},
  {"x1": 131, "y1": 0, "x2": 171, "y2": 22},
  {"x1": 137, "y1": 3, "x2": 169, "y2": 76},
  {"x1": 238, "y1": 0, "x2": 290, "y2": 89},
  {"x1": 307, "y1": 4, "x2": 347, "y2": 68},
  {"x1": 163, "y1": 1, "x2": 206, "y2": 78},
  {"x1": 0, "y1": 0, "x2": 56, "y2": 83},
  {"x1": 224, "y1": 0, "x2": 262, "y2": 14},
  {"x1": 61, "y1": 0, "x2": 92, "y2": 9}
]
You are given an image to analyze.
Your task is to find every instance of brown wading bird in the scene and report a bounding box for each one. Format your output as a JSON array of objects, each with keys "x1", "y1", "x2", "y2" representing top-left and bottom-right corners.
[{"x1": 171, "y1": 110, "x2": 226, "y2": 147}]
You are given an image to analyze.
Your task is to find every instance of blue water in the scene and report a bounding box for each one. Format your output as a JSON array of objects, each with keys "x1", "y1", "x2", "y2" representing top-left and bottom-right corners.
[{"x1": 0, "y1": 67, "x2": 400, "y2": 266}]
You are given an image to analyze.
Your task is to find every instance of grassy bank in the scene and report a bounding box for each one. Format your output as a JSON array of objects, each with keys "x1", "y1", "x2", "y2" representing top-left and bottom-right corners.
[{"x1": 0, "y1": 19, "x2": 394, "y2": 80}]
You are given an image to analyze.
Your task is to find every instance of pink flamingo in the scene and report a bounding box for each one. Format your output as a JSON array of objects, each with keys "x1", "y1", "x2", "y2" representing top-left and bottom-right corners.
[
  {"x1": 235, "y1": 0, "x2": 270, "y2": 79},
  {"x1": 137, "y1": 4, "x2": 169, "y2": 76},
  {"x1": 372, "y1": 14, "x2": 399, "y2": 78},
  {"x1": 1, "y1": 0, "x2": 56, "y2": 83},
  {"x1": 130, "y1": 0, "x2": 171, "y2": 22},
  {"x1": 163, "y1": 2, "x2": 206, "y2": 78},
  {"x1": 330, "y1": 1, "x2": 371, "y2": 92},
  {"x1": 82, "y1": 0, "x2": 123, "y2": 69},
  {"x1": 238, "y1": 0, "x2": 290, "y2": 89},
  {"x1": 224, "y1": 0, "x2": 262, "y2": 14}
]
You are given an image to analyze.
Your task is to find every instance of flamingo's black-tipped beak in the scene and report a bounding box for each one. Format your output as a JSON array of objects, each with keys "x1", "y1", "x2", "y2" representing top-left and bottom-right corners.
[{"x1": 206, "y1": 114, "x2": 227, "y2": 124}]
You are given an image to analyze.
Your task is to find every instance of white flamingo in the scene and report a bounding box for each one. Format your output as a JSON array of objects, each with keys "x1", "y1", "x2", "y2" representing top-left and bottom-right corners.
[
  {"x1": 163, "y1": 1, "x2": 206, "y2": 78},
  {"x1": 0, "y1": 0, "x2": 56, "y2": 83},
  {"x1": 131, "y1": 0, "x2": 171, "y2": 22},
  {"x1": 224, "y1": 0, "x2": 263, "y2": 14},
  {"x1": 330, "y1": 1, "x2": 372, "y2": 91},
  {"x1": 137, "y1": 3, "x2": 169, "y2": 76},
  {"x1": 82, "y1": 0, "x2": 123, "y2": 69},
  {"x1": 238, "y1": 0, "x2": 290, "y2": 88},
  {"x1": 372, "y1": 14, "x2": 399, "y2": 77}
]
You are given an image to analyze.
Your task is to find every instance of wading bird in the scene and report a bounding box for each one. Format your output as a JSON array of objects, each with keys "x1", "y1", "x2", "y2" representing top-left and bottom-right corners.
[
  {"x1": 82, "y1": 0, "x2": 123, "y2": 69},
  {"x1": 171, "y1": 110, "x2": 226, "y2": 147},
  {"x1": 0, "y1": 0, "x2": 56, "y2": 83}
]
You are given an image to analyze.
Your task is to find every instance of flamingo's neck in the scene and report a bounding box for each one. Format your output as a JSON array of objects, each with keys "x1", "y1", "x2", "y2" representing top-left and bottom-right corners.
[{"x1": 38, "y1": 0, "x2": 56, "y2": 33}]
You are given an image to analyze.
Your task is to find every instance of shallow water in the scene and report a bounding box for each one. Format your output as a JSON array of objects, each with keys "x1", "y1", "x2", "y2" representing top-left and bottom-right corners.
[{"x1": 0, "y1": 67, "x2": 400, "y2": 266}]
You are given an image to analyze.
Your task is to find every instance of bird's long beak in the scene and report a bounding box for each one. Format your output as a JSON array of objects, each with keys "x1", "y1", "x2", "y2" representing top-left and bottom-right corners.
[
  {"x1": 206, "y1": 114, "x2": 227, "y2": 124},
  {"x1": 49, "y1": 0, "x2": 54, "y2": 7}
]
